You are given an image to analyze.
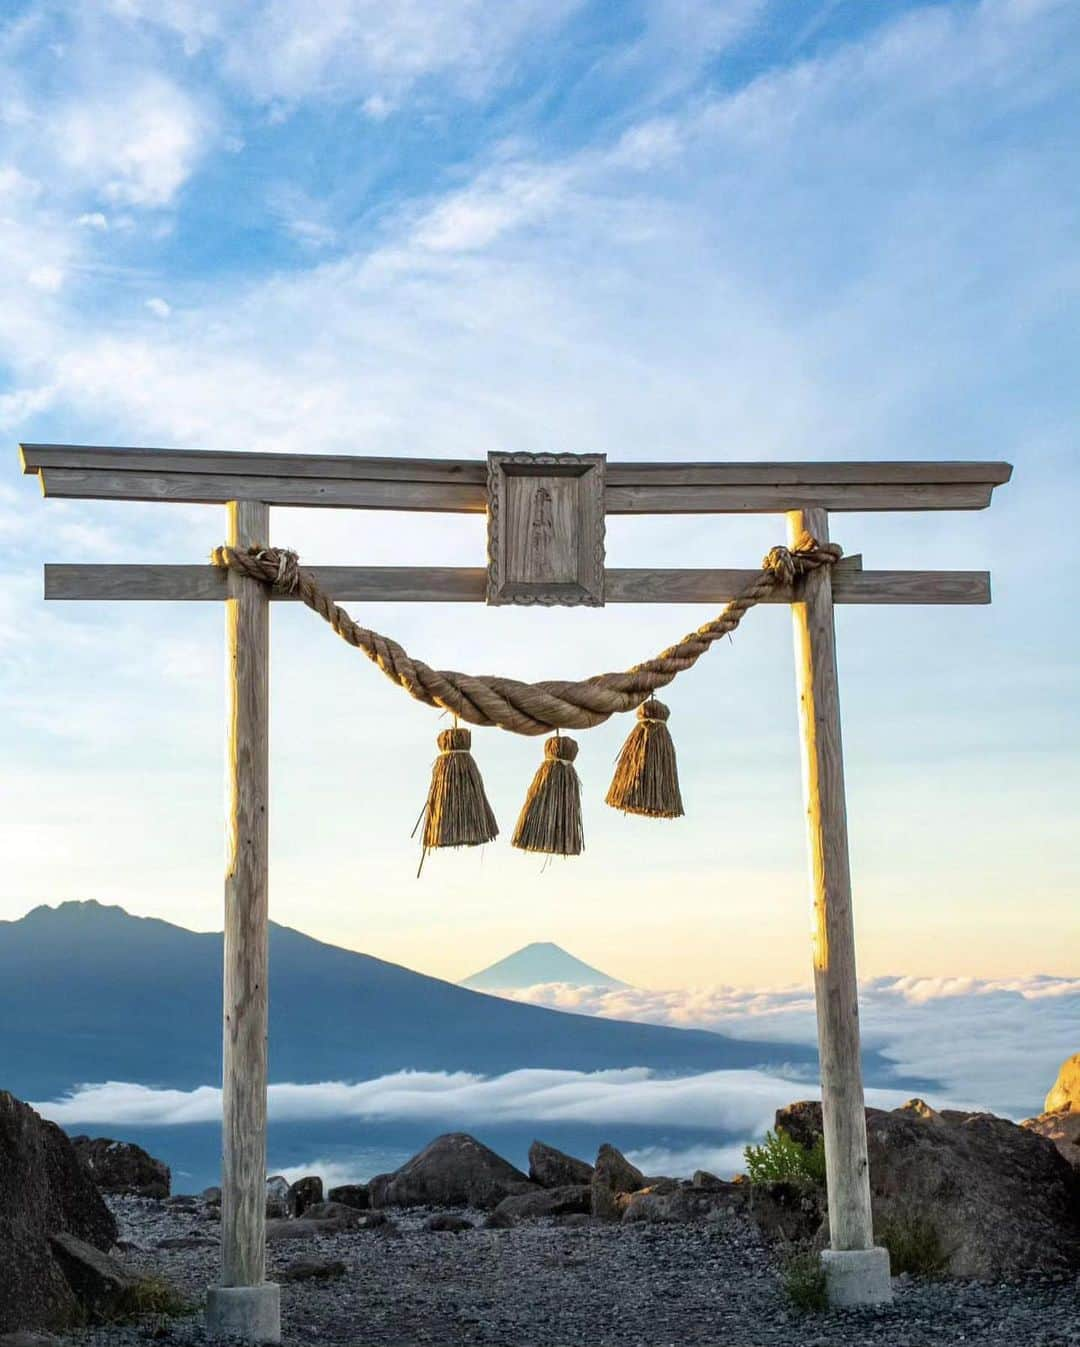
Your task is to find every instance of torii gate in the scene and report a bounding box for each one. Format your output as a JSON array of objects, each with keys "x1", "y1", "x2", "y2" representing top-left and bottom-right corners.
[{"x1": 19, "y1": 443, "x2": 1010, "y2": 1339}]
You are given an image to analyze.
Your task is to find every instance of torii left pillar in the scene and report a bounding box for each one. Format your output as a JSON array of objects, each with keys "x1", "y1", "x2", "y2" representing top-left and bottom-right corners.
[{"x1": 206, "y1": 500, "x2": 281, "y2": 1342}]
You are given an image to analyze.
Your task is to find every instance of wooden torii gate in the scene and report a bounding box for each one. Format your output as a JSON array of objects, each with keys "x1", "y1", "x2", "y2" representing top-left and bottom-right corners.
[{"x1": 19, "y1": 443, "x2": 1011, "y2": 1339}]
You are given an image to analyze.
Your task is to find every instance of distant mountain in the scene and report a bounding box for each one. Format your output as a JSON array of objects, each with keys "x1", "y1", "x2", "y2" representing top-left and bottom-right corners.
[
  {"x1": 0, "y1": 902, "x2": 817, "y2": 1100},
  {"x1": 463, "y1": 941, "x2": 627, "y2": 991}
]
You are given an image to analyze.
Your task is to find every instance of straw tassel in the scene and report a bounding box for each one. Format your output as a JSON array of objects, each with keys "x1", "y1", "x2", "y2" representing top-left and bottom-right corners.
[
  {"x1": 512, "y1": 734, "x2": 584, "y2": 856},
  {"x1": 414, "y1": 727, "x2": 498, "y2": 869},
  {"x1": 605, "y1": 698, "x2": 684, "y2": 819}
]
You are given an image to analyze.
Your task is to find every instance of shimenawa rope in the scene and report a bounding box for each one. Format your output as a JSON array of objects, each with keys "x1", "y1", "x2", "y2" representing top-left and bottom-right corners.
[{"x1": 210, "y1": 535, "x2": 841, "y2": 737}]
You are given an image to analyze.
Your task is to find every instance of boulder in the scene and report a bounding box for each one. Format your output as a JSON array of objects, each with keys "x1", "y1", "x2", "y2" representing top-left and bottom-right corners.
[
  {"x1": 69, "y1": 1136, "x2": 170, "y2": 1200},
  {"x1": 0, "y1": 1091, "x2": 118, "y2": 1333},
  {"x1": 47, "y1": 1234, "x2": 139, "y2": 1315},
  {"x1": 495, "y1": 1185, "x2": 591, "y2": 1221},
  {"x1": 1045, "y1": 1053, "x2": 1080, "y2": 1114},
  {"x1": 772, "y1": 1098, "x2": 1080, "y2": 1277},
  {"x1": 200, "y1": 1186, "x2": 222, "y2": 1206},
  {"x1": 369, "y1": 1133, "x2": 534, "y2": 1210},
  {"x1": 483, "y1": 1209, "x2": 515, "y2": 1230},
  {"x1": 327, "y1": 1184, "x2": 369, "y2": 1211},
  {"x1": 528, "y1": 1141, "x2": 594, "y2": 1189},
  {"x1": 265, "y1": 1175, "x2": 289, "y2": 1218},
  {"x1": 692, "y1": 1170, "x2": 724, "y2": 1190},
  {"x1": 1023, "y1": 1110, "x2": 1080, "y2": 1173},
  {"x1": 590, "y1": 1143, "x2": 645, "y2": 1221},
  {"x1": 287, "y1": 1175, "x2": 324, "y2": 1218}
]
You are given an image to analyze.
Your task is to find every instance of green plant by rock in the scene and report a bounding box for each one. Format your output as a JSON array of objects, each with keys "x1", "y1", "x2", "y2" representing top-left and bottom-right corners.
[
  {"x1": 744, "y1": 1128, "x2": 827, "y2": 1186},
  {"x1": 779, "y1": 1245, "x2": 828, "y2": 1313},
  {"x1": 879, "y1": 1211, "x2": 952, "y2": 1277}
]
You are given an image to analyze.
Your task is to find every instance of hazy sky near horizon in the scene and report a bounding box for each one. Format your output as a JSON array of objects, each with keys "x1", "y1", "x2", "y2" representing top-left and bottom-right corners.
[{"x1": 0, "y1": 0, "x2": 1077, "y2": 988}]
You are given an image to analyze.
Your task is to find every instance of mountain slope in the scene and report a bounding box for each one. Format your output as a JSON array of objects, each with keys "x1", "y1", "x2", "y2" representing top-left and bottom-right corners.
[
  {"x1": 0, "y1": 903, "x2": 816, "y2": 1099},
  {"x1": 463, "y1": 941, "x2": 627, "y2": 990}
]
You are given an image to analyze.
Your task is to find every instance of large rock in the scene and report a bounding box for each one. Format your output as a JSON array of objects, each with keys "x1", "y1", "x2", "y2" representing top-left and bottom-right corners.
[
  {"x1": 369, "y1": 1133, "x2": 533, "y2": 1210},
  {"x1": 1023, "y1": 1110, "x2": 1080, "y2": 1173},
  {"x1": 0, "y1": 1091, "x2": 118, "y2": 1333},
  {"x1": 287, "y1": 1175, "x2": 323, "y2": 1218},
  {"x1": 327, "y1": 1184, "x2": 369, "y2": 1211},
  {"x1": 494, "y1": 1185, "x2": 591, "y2": 1221},
  {"x1": 773, "y1": 1098, "x2": 1080, "y2": 1278},
  {"x1": 69, "y1": 1136, "x2": 169, "y2": 1200},
  {"x1": 591, "y1": 1144, "x2": 645, "y2": 1221},
  {"x1": 528, "y1": 1141, "x2": 593, "y2": 1189},
  {"x1": 1045, "y1": 1053, "x2": 1080, "y2": 1114}
]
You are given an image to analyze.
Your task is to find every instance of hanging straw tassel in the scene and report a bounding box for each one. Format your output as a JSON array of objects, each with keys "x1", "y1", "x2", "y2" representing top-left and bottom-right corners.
[
  {"x1": 605, "y1": 698, "x2": 684, "y2": 819},
  {"x1": 512, "y1": 734, "x2": 584, "y2": 856},
  {"x1": 414, "y1": 727, "x2": 498, "y2": 871}
]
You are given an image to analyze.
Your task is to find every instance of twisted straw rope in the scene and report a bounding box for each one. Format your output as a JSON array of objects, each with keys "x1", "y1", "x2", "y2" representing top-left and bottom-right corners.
[{"x1": 210, "y1": 535, "x2": 841, "y2": 736}]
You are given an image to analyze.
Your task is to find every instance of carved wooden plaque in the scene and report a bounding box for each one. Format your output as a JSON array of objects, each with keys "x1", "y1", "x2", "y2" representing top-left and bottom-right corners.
[{"x1": 486, "y1": 452, "x2": 606, "y2": 606}]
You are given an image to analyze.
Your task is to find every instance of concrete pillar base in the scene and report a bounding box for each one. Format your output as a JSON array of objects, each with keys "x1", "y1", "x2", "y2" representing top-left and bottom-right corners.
[
  {"x1": 821, "y1": 1247, "x2": 892, "y2": 1307},
  {"x1": 206, "y1": 1284, "x2": 281, "y2": 1343}
]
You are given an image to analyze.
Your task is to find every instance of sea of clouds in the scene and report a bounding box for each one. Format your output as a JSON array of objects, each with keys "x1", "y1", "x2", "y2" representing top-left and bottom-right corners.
[{"x1": 33, "y1": 973, "x2": 1077, "y2": 1182}]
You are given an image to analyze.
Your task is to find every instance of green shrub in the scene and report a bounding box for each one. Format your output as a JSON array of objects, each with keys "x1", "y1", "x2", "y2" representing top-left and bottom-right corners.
[
  {"x1": 879, "y1": 1211, "x2": 952, "y2": 1278},
  {"x1": 99, "y1": 1277, "x2": 191, "y2": 1324},
  {"x1": 779, "y1": 1246, "x2": 828, "y2": 1313},
  {"x1": 744, "y1": 1128, "x2": 827, "y2": 1187}
]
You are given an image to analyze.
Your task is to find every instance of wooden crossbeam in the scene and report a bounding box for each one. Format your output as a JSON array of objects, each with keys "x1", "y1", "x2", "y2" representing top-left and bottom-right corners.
[
  {"x1": 20, "y1": 444, "x2": 1012, "y2": 514},
  {"x1": 43, "y1": 560, "x2": 991, "y2": 605}
]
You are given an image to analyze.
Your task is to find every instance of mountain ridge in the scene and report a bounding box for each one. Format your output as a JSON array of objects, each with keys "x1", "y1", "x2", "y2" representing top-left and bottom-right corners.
[{"x1": 0, "y1": 902, "x2": 821, "y2": 1100}]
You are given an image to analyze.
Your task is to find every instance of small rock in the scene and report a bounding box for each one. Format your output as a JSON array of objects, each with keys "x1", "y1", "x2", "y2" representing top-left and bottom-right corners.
[
  {"x1": 279, "y1": 1257, "x2": 346, "y2": 1283},
  {"x1": 303, "y1": 1200, "x2": 364, "y2": 1225},
  {"x1": 200, "y1": 1186, "x2": 222, "y2": 1206},
  {"x1": 156, "y1": 1236, "x2": 218, "y2": 1249},
  {"x1": 425, "y1": 1213, "x2": 474, "y2": 1232},
  {"x1": 483, "y1": 1209, "x2": 515, "y2": 1229},
  {"x1": 495, "y1": 1185, "x2": 591, "y2": 1221}
]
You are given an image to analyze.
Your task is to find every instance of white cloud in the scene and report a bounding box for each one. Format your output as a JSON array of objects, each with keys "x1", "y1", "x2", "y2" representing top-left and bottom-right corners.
[
  {"x1": 51, "y1": 75, "x2": 207, "y2": 208},
  {"x1": 32, "y1": 1065, "x2": 919, "y2": 1140},
  {"x1": 27, "y1": 266, "x2": 63, "y2": 293},
  {"x1": 76, "y1": 212, "x2": 109, "y2": 230},
  {"x1": 145, "y1": 296, "x2": 172, "y2": 318}
]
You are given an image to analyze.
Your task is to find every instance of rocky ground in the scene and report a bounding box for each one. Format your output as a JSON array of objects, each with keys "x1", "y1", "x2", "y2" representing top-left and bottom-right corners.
[{"x1": 53, "y1": 1196, "x2": 1080, "y2": 1347}]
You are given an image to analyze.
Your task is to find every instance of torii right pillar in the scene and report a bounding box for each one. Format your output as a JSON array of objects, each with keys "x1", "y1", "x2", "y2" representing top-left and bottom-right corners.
[{"x1": 788, "y1": 507, "x2": 892, "y2": 1307}]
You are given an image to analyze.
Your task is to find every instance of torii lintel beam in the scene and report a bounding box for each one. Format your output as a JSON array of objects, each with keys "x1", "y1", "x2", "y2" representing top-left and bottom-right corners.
[{"x1": 20, "y1": 443, "x2": 1012, "y2": 514}]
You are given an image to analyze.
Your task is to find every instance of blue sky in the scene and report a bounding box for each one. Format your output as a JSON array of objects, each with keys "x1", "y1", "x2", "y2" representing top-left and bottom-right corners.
[{"x1": 0, "y1": 0, "x2": 1077, "y2": 987}]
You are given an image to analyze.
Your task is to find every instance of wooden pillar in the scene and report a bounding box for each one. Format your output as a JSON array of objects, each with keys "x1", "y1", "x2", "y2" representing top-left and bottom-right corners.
[
  {"x1": 221, "y1": 499, "x2": 270, "y2": 1287},
  {"x1": 787, "y1": 507, "x2": 874, "y2": 1252}
]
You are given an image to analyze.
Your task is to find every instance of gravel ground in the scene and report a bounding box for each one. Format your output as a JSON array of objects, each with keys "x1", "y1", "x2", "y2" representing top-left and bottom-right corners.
[{"x1": 58, "y1": 1196, "x2": 1080, "y2": 1347}]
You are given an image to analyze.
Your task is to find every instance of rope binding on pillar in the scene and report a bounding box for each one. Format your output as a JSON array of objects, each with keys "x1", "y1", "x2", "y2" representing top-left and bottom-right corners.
[{"x1": 210, "y1": 535, "x2": 841, "y2": 864}]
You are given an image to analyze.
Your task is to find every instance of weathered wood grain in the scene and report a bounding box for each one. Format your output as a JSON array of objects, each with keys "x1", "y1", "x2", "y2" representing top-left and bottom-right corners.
[
  {"x1": 788, "y1": 507, "x2": 875, "y2": 1253},
  {"x1": 221, "y1": 501, "x2": 270, "y2": 1290},
  {"x1": 44, "y1": 561, "x2": 992, "y2": 606},
  {"x1": 20, "y1": 442, "x2": 1014, "y2": 486},
  {"x1": 21, "y1": 444, "x2": 1012, "y2": 514}
]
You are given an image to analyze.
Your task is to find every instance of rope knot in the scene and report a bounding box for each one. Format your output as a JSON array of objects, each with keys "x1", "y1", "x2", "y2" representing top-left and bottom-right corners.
[
  {"x1": 762, "y1": 545, "x2": 796, "y2": 587},
  {"x1": 256, "y1": 547, "x2": 300, "y2": 594}
]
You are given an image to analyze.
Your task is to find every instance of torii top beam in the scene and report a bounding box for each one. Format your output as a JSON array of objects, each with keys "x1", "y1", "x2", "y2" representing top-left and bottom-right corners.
[{"x1": 20, "y1": 443, "x2": 1011, "y2": 514}]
